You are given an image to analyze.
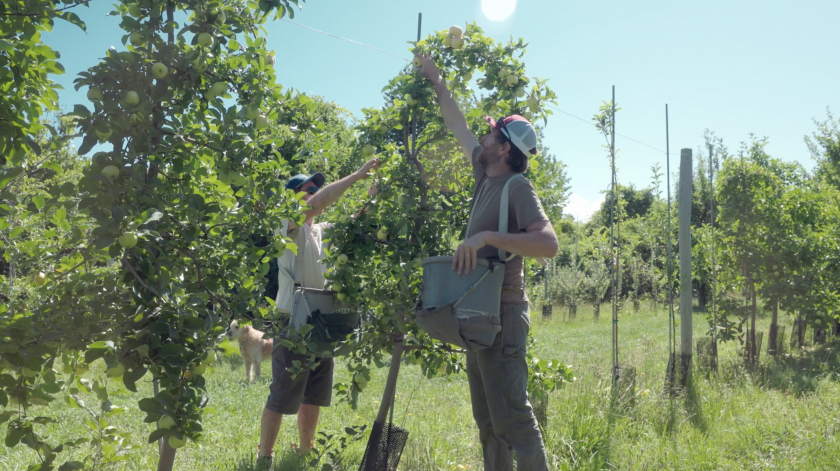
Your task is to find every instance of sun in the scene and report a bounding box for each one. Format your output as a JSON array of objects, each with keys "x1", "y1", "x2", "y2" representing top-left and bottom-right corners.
[{"x1": 480, "y1": 0, "x2": 517, "y2": 22}]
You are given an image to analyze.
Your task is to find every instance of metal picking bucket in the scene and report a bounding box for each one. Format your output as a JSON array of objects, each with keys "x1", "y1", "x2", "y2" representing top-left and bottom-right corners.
[
  {"x1": 420, "y1": 256, "x2": 505, "y2": 317},
  {"x1": 291, "y1": 287, "x2": 345, "y2": 329}
]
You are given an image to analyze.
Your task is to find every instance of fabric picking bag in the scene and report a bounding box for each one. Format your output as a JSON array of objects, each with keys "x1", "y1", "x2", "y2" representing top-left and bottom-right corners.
[
  {"x1": 284, "y1": 224, "x2": 359, "y2": 355},
  {"x1": 415, "y1": 174, "x2": 525, "y2": 351}
]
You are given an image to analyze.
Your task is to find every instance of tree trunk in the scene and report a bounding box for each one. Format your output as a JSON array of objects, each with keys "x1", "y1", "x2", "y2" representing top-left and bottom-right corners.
[
  {"x1": 748, "y1": 277, "x2": 757, "y2": 364},
  {"x1": 768, "y1": 299, "x2": 779, "y2": 356},
  {"x1": 698, "y1": 282, "x2": 708, "y2": 310},
  {"x1": 594, "y1": 303, "x2": 600, "y2": 320}
]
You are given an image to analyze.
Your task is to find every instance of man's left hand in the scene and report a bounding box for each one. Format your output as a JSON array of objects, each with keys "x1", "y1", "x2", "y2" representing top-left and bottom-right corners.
[
  {"x1": 356, "y1": 158, "x2": 380, "y2": 179},
  {"x1": 453, "y1": 232, "x2": 488, "y2": 275}
]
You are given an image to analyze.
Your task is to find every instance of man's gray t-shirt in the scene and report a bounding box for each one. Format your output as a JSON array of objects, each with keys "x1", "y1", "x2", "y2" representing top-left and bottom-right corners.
[{"x1": 468, "y1": 146, "x2": 548, "y2": 304}]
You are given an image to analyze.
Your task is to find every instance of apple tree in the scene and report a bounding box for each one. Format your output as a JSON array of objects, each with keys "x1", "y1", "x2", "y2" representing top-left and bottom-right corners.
[{"x1": 306, "y1": 24, "x2": 569, "y2": 404}]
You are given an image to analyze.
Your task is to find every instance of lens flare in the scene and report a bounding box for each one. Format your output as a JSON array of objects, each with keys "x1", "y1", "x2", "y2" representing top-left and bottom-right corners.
[{"x1": 480, "y1": 0, "x2": 517, "y2": 22}]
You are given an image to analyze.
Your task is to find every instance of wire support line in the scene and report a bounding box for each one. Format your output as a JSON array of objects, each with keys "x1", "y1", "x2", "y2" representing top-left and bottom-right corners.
[
  {"x1": 281, "y1": 19, "x2": 410, "y2": 62},
  {"x1": 544, "y1": 103, "x2": 667, "y2": 155}
]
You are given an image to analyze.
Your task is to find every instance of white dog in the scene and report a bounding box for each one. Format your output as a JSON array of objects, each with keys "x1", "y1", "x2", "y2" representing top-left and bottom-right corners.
[{"x1": 227, "y1": 321, "x2": 273, "y2": 382}]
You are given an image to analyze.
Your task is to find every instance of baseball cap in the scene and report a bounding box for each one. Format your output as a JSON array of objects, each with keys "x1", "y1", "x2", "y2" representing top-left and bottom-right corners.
[
  {"x1": 484, "y1": 115, "x2": 538, "y2": 156},
  {"x1": 285, "y1": 172, "x2": 326, "y2": 191}
]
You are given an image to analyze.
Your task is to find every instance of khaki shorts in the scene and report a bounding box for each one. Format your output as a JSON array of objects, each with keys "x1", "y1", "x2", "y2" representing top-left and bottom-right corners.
[{"x1": 265, "y1": 343, "x2": 334, "y2": 414}]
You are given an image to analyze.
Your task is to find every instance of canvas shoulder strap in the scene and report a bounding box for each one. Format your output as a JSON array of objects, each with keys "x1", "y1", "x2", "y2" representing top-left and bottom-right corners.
[{"x1": 498, "y1": 173, "x2": 525, "y2": 262}]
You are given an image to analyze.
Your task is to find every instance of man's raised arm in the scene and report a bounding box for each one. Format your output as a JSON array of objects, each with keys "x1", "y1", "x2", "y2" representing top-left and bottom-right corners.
[{"x1": 417, "y1": 54, "x2": 480, "y2": 158}]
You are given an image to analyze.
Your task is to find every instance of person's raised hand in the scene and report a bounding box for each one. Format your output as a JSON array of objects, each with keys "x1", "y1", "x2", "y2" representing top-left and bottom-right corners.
[
  {"x1": 416, "y1": 53, "x2": 442, "y2": 84},
  {"x1": 357, "y1": 158, "x2": 380, "y2": 179}
]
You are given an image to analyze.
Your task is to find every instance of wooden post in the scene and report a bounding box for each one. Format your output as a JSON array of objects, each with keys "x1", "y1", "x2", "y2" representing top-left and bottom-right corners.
[{"x1": 679, "y1": 148, "x2": 693, "y2": 384}]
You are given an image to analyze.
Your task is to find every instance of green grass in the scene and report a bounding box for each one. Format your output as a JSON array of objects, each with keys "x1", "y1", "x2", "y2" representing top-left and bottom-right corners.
[{"x1": 4, "y1": 301, "x2": 840, "y2": 470}]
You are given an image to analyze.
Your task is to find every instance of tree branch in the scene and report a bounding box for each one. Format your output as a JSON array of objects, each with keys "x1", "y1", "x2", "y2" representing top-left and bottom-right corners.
[
  {"x1": 0, "y1": 0, "x2": 92, "y2": 17},
  {"x1": 121, "y1": 254, "x2": 160, "y2": 296}
]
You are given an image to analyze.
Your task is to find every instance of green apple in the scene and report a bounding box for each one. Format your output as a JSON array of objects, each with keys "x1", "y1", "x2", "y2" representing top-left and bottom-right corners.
[
  {"x1": 362, "y1": 144, "x2": 375, "y2": 157},
  {"x1": 521, "y1": 111, "x2": 533, "y2": 120},
  {"x1": 124, "y1": 90, "x2": 140, "y2": 105},
  {"x1": 118, "y1": 51, "x2": 135, "y2": 62},
  {"x1": 245, "y1": 106, "x2": 260, "y2": 120},
  {"x1": 515, "y1": 89, "x2": 525, "y2": 98},
  {"x1": 499, "y1": 69, "x2": 511, "y2": 80},
  {"x1": 266, "y1": 51, "x2": 276, "y2": 66},
  {"x1": 21, "y1": 367, "x2": 38, "y2": 377},
  {"x1": 129, "y1": 32, "x2": 143, "y2": 46},
  {"x1": 74, "y1": 365, "x2": 88, "y2": 375},
  {"x1": 210, "y1": 81, "x2": 227, "y2": 95},
  {"x1": 128, "y1": 4, "x2": 142, "y2": 17},
  {"x1": 274, "y1": 238, "x2": 286, "y2": 253},
  {"x1": 191, "y1": 57, "x2": 209, "y2": 73},
  {"x1": 450, "y1": 36, "x2": 464, "y2": 49},
  {"x1": 506, "y1": 75, "x2": 519, "y2": 87},
  {"x1": 229, "y1": 171, "x2": 246, "y2": 186},
  {"x1": 62, "y1": 363, "x2": 74, "y2": 375},
  {"x1": 203, "y1": 91, "x2": 217, "y2": 101},
  {"x1": 336, "y1": 292, "x2": 347, "y2": 302},
  {"x1": 34, "y1": 271, "x2": 46, "y2": 286},
  {"x1": 151, "y1": 62, "x2": 168, "y2": 79},
  {"x1": 332, "y1": 282, "x2": 343, "y2": 293},
  {"x1": 203, "y1": 350, "x2": 217, "y2": 364},
  {"x1": 106, "y1": 363, "x2": 126, "y2": 378},
  {"x1": 101, "y1": 165, "x2": 120, "y2": 180},
  {"x1": 119, "y1": 232, "x2": 138, "y2": 248},
  {"x1": 87, "y1": 87, "x2": 104, "y2": 102},
  {"x1": 255, "y1": 115, "x2": 268, "y2": 130},
  {"x1": 168, "y1": 435, "x2": 187, "y2": 449},
  {"x1": 191, "y1": 363, "x2": 206, "y2": 376},
  {"x1": 449, "y1": 25, "x2": 463, "y2": 37},
  {"x1": 376, "y1": 228, "x2": 388, "y2": 240},
  {"x1": 527, "y1": 95, "x2": 539, "y2": 106},
  {"x1": 398, "y1": 195, "x2": 408, "y2": 205},
  {"x1": 413, "y1": 56, "x2": 422, "y2": 68},
  {"x1": 339, "y1": 214, "x2": 350, "y2": 223},
  {"x1": 353, "y1": 373, "x2": 368, "y2": 388},
  {"x1": 197, "y1": 32, "x2": 213, "y2": 47},
  {"x1": 218, "y1": 171, "x2": 231, "y2": 184},
  {"x1": 462, "y1": 71, "x2": 473, "y2": 81},
  {"x1": 95, "y1": 128, "x2": 112, "y2": 141},
  {"x1": 337, "y1": 254, "x2": 349, "y2": 265},
  {"x1": 158, "y1": 415, "x2": 176, "y2": 430},
  {"x1": 443, "y1": 35, "x2": 452, "y2": 48}
]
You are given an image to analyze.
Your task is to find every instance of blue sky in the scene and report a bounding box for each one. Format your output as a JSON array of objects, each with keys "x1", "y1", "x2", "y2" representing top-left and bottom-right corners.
[{"x1": 45, "y1": 0, "x2": 840, "y2": 220}]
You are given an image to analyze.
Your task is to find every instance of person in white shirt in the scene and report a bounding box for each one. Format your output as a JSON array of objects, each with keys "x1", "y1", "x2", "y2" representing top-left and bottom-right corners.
[{"x1": 257, "y1": 158, "x2": 379, "y2": 465}]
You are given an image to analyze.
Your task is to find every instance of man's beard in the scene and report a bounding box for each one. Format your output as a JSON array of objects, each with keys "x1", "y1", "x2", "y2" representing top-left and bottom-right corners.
[{"x1": 477, "y1": 147, "x2": 502, "y2": 167}]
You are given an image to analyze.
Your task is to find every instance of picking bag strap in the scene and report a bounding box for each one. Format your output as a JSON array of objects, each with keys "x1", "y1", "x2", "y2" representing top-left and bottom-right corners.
[
  {"x1": 498, "y1": 174, "x2": 525, "y2": 262},
  {"x1": 464, "y1": 178, "x2": 488, "y2": 240}
]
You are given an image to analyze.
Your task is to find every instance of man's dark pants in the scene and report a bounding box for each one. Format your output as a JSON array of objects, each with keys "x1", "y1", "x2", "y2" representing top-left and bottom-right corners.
[{"x1": 466, "y1": 303, "x2": 550, "y2": 471}]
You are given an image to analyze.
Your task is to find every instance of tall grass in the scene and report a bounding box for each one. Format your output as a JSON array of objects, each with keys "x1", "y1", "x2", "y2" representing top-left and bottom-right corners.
[{"x1": 3, "y1": 302, "x2": 840, "y2": 470}]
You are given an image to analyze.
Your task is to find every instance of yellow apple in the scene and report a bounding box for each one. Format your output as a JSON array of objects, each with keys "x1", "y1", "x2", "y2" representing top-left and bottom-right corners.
[
  {"x1": 35, "y1": 271, "x2": 47, "y2": 286},
  {"x1": 449, "y1": 25, "x2": 463, "y2": 37},
  {"x1": 191, "y1": 57, "x2": 209, "y2": 73},
  {"x1": 158, "y1": 415, "x2": 176, "y2": 430},
  {"x1": 95, "y1": 128, "x2": 112, "y2": 141},
  {"x1": 191, "y1": 363, "x2": 206, "y2": 376},
  {"x1": 106, "y1": 363, "x2": 126, "y2": 378},
  {"x1": 119, "y1": 232, "x2": 138, "y2": 248},
  {"x1": 197, "y1": 32, "x2": 213, "y2": 47},
  {"x1": 203, "y1": 350, "x2": 217, "y2": 364},
  {"x1": 124, "y1": 90, "x2": 140, "y2": 105},
  {"x1": 443, "y1": 35, "x2": 452, "y2": 48},
  {"x1": 450, "y1": 36, "x2": 464, "y2": 49},
  {"x1": 87, "y1": 87, "x2": 103, "y2": 102},
  {"x1": 210, "y1": 81, "x2": 227, "y2": 95},
  {"x1": 152, "y1": 62, "x2": 168, "y2": 79},
  {"x1": 168, "y1": 435, "x2": 187, "y2": 449},
  {"x1": 255, "y1": 115, "x2": 268, "y2": 130},
  {"x1": 101, "y1": 165, "x2": 120, "y2": 180}
]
